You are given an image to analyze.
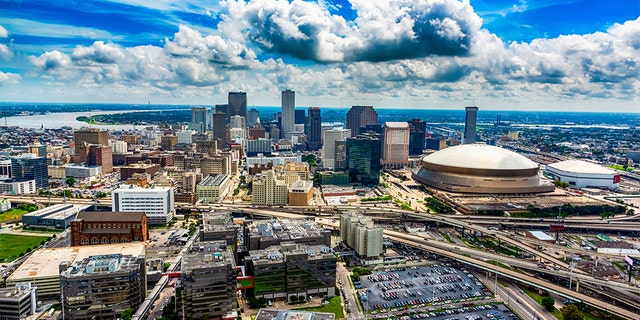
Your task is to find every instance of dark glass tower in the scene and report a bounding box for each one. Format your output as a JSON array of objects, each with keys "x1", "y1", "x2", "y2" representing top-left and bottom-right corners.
[
  {"x1": 346, "y1": 106, "x2": 378, "y2": 138},
  {"x1": 228, "y1": 92, "x2": 247, "y2": 118},
  {"x1": 346, "y1": 134, "x2": 381, "y2": 186},
  {"x1": 307, "y1": 107, "x2": 322, "y2": 150},
  {"x1": 463, "y1": 106, "x2": 478, "y2": 144},
  {"x1": 409, "y1": 118, "x2": 426, "y2": 156},
  {"x1": 11, "y1": 155, "x2": 48, "y2": 189}
]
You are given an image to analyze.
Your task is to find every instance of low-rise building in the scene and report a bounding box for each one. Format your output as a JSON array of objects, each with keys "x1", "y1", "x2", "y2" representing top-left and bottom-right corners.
[
  {"x1": 255, "y1": 309, "x2": 335, "y2": 320},
  {"x1": 289, "y1": 180, "x2": 313, "y2": 206},
  {"x1": 196, "y1": 174, "x2": 231, "y2": 204},
  {"x1": 70, "y1": 211, "x2": 149, "y2": 246},
  {"x1": 22, "y1": 204, "x2": 88, "y2": 229},
  {"x1": 245, "y1": 242, "x2": 336, "y2": 301},
  {"x1": 0, "y1": 179, "x2": 36, "y2": 194}
]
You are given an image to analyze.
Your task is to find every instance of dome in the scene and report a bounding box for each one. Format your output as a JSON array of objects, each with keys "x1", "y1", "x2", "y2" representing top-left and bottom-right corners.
[
  {"x1": 422, "y1": 144, "x2": 538, "y2": 171},
  {"x1": 547, "y1": 160, "x2": 614, "y2": 175},
  {"x1": 412, "y1": 144, "x2": 554, "y2": 194}
]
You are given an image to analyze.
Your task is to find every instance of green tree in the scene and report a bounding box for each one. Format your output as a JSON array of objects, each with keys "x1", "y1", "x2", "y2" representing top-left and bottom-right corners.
[
  {"x1": 541, "y1": 296, "x2": 555, "y2": 312},
  {"x1": 65, "y1": 177, "x2": 76, "y2": 187},
  {"x1": 163, "y1": 262, "x2": 171, "y2": 272},
  {"x1": 561, "y1": 304, "x2": 584, "y2": 320},
  {"x1": 120, "y1": 308, "x2": 133, "y2": 320},
  {"x1": 290, "y1": 295, "x2": 298, "y2": 303}
]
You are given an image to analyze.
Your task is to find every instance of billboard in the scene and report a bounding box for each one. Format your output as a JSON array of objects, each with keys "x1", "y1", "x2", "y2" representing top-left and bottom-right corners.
[{"x1": 614, "y1": 174, "x2": 621, "y2": 183}]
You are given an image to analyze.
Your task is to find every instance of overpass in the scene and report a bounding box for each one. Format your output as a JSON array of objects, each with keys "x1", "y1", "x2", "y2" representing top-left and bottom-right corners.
[{"x1": 386, "y1": 232, "x2": 640, "y2": 319}]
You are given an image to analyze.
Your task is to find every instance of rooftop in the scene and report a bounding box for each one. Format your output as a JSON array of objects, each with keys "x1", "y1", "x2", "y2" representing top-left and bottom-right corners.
[
  {"x1": 24, "y1": 203, "x2": 89, "y2": 219},
  {"x1": 8, "y1": 243, "x2": 145, "y2": 281},
  {"x1": 76, "y1": 211, "x2": 146, "y2": 222},
  {"x1": 182, "y1": 241, "x2": 236, "y2": 271},
  {"x1": 422, "y1": 144, "x2": 539, "y2": 171},
  {"x1": 199, "y1": 174, "x2": 230, "y2": 187},
  {"x1": 547, "y1": 160, "x2": 615, "y2": 175},
  {"x1": 385, "y1": 122, "x2": 410, "y2": 128},
  {"x1": 528, "y1": 230, "x2": 555, "y2": 241},
  {"x1": 255, "y1": 309, "x2": 335, "y2": 320}
]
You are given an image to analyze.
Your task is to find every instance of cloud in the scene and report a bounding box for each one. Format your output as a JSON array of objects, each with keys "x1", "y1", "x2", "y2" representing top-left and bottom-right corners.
[
  {"x1": 0, "y1": 25, "x2": 8, "y2": 38},
  {"x1": 0, "y1": 44, "x2": 13, "y2": 60},
  {"x1": 30, "y1": 50, "x2": 72, "y2": 71},
  {"x1": 221, "y1": 0, "x2": 482, "y2": 62},
  {"x1": 0, "y1": 71, "x2": 20, "y2": 85}
]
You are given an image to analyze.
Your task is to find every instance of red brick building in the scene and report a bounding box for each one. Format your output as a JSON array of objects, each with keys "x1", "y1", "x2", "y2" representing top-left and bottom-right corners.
[{"x1": 70, "y1": 211, "x2": 148, "y2": 246}]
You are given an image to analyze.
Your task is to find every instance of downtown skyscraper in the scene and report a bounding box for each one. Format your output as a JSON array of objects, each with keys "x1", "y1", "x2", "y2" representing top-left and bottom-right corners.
[
  {"x1": 228, "y1": 92, "x2": 247, "y2": 118},
  {"x1": 346, "y1": 106, "x2": 378, "y2": 137},
  {"x1": 281, "y1": 89, "x2": 295, "y2": 139},
  {"x1": 307, "y1": 107, "x2": 322, "y2": 150},
  {"x1": 463, "y1": 106, "x2": 478, "y2": 144}
]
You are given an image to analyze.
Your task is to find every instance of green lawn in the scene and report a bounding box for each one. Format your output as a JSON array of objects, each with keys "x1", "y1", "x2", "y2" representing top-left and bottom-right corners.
[
  {"x1": 523, "y1": 289, "x2": 563, "y2": 319},
  {"x1": 0, "y1": 208, "x2": 29, "y2": 223},
  {"x1": 0, "y1": 234, "x2": 50, "y2": 262},
  {"x1": 295, "y1": 296, "x2": 344, "y2": 319}
]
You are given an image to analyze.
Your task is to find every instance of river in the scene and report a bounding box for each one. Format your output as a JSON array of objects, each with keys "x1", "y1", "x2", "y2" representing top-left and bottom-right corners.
[{"x1": 4, "y1": 111, "x2": 139, "y2": 130}]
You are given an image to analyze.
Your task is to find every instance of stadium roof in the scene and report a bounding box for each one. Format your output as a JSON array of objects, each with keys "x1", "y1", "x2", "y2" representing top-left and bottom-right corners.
[{"x1": 547, "y1": 160, "x2": 615, "y2": 175}]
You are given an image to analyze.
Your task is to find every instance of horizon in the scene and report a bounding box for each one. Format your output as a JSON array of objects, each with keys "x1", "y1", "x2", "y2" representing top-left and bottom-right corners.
[{"x1": 1, "y1": 0, "x2": 640, "y2": 112}]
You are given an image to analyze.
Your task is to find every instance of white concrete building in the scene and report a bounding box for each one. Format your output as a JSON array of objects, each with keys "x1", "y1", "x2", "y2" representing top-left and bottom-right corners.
[
  {"x1": 177, "y1": 130, "x2": 196, "y2": 144},
  {"x1": 339, "y1": 213, "x2": 383, "y2": 258},
  {"x1": 110, "y1": 140, "x2": 128, "y2": 154},
  {"x1": 112, "y1": 186, "x2": 175, "y2": 224},
  {"x1": 545, "y1": 160, "x2": 620, "y2": 190},
  {"x1": 197, "y1": 174, "x2": 231, "y2": 204}
]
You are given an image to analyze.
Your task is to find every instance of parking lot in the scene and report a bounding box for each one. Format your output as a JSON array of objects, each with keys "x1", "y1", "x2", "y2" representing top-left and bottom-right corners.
[
  {"x1": 360, "y1": 263, "x2": 492, "y2": 312},
  {"x1": 371, "y1": 304, "x2": 518, "y2": 320}
]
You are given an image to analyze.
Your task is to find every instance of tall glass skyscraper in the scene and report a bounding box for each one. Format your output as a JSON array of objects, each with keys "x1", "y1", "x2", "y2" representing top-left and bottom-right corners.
[
  {"x1": 228, "y1": 92, "x2": 247, "y2": 118},
  {"x1": 346, "y1": 134, "x2": 381, "y2": 186},
  {"x1": 463, "y1": 106, "x2": 478, "y2": 144},
  {"x1": 281, "y1": 89, "x2": 295, "y2": 138}
]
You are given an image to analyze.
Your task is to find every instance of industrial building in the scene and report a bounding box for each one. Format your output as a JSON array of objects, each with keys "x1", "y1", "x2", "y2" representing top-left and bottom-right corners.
[
  {"x1": 6, "y1": 243, "x2": 145, "y2": 300},
  {"x1": 112, "y1": 186, "x2": 174, "y2": 225},
  {"x1": 22, "y1": 204, "x2": 88, "y2": 229},
  {"x1": 545, "y1": 159, "x2": 620, "y2": 190},
  {"x1": 196, "y1": 174, "x2": 231, "y2": 204},
  {"x1": 243, "y1": 218, "x2": 331, "y2": 251},
  {"x1": 245, "y1": 242, "x2": 336, "y2": 301},
  {"x1": 70, "y1": 211, "x2": 149, "y2": 246},
  {"x1": 339, "y1": 213, "x2": 383, "y2": 259},
  {"x1": 60, "y1": 254, "x2": 146, "y2": 320},
  {"x1": 181, "y1": 241, "x2": 237, "y2": 320},
  {"x1": 412, "y1": 144, "x2": 554, "y2": 194}
]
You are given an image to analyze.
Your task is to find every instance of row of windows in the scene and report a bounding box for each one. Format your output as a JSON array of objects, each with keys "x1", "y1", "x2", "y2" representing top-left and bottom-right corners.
[{"x1": 85, "y1": 223, "x2": 141, "y2": 229}]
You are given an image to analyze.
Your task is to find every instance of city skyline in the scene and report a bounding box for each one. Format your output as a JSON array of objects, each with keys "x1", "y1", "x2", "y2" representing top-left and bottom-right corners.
[{"x1": 1, "y1": 1, "x2": 639, "y2": 112}]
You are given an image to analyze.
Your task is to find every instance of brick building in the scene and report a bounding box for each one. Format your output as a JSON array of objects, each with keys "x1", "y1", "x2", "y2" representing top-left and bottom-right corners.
[{"x1": 70, "y1": 211, "x2": 148, "y2": 246}]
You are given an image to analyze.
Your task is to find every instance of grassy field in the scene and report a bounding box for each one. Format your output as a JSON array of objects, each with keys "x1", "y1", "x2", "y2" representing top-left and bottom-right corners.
[
  {"x1": 0, "y1": 208, "x2": 29, "y2": 223},
  {"x1": 295, "y1": 296, "x2": 344, "y2": 319},
  {"x1": 0, "y1": 234, "x2": 50, "y2": 262}
]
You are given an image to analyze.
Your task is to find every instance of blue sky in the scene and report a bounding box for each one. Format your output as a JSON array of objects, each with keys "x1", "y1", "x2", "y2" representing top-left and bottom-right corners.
[{"x1": 1, "y1": 0, "x2": 639, "y2": 111}]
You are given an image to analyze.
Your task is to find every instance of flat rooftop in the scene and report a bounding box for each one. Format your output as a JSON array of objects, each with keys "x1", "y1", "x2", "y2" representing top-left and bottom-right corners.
[
  {"x1": 199, "y1": 174, "x2": 229, "y2": 187},
  {"x1": 8, "y1": 243, "x2": 145, "y2": 281},
  {"x1": 23, "y1": 203, "x2": 89, "y2": 220},
  {"x1": 255, "y1": 309, "x2": 335, "y2": 320}
]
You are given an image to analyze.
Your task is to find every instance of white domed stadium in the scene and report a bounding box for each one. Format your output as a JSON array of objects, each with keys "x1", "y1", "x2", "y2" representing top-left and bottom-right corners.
[
  {"x1": 412, "y1": 144, "x2": 554, "y2": 194},
  {"x1": 545, "y1": 160, "x2": 620, "y2": 190}
]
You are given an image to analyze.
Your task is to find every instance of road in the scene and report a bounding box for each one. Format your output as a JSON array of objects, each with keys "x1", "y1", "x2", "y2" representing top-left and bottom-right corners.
[{"x1": 337, "y1": 262, "x2": 364, "y2": 319}]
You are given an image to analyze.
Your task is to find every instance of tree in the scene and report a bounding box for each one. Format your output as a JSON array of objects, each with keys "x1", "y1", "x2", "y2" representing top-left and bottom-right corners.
[
  {"x1": 120, "y1": 308, "x2": 133, "y2": 320},
  {"x1": 541, "y1": 296, "x2": 555, "y2": 312},
  {"x1": 65, "y1": 177, "x2": 76, "y2": 187},
  {"x1": 289, "y1": 295, "x2": 298, "y2": 303},
  {"x1": 561, "y1": 304, "x2": 584, "y2": 320}
]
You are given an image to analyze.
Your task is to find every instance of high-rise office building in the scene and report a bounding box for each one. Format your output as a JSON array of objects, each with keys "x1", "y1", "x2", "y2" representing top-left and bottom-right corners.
[
  {"x1": 295, "y1": 109, "x2": 306, "y2": 124},
  {"x1": 11, "y1": 154, "x2": 48, "y2": 189},
  {"x1": 228, "y1": 92, "x2": 247, "y2": 118},
  {"x1": 281, "y1": 89, "x2": 295, "y2": 139},
  {"x1": 181, "y1": 241, "x2": 237, "y2": 320},
  {"x1": 191, "y1": 107, "x2": 207, "y2": 133},
  {"x1": 463, "y1": 106, "x2": 478, "y2": 144},
  {"x1": 212, "y1": 112, "x2": 228, "y2": 148},
  {"x1": 60, "y1": 254, "x2": 146, "y2": 320},
  {"x1": 346, "y1": 106, "x2": 378, "y2": 137},
  {"x1": 247, "y1": 108, "x2": 259, "y2": 127},
  {"x1": 252, "y1": 170, "x2": 289, "y2": 206},
  {"x1": 408, "y1": 119, "x2": 426, "y2": 156},
  {"x1": 322, "y1": 129, "x2": 350, "y2": 169},
  {"x1": 215, "y1": 104, "x2": 230, "y2": 124},
  {"x1": 382, "y1": 122, "x2": 410, "y2": 169},
  {"x1": 346, "y1": 134, "x2": 381, "y2": 185},
  {"x1": 307, "y1": 107, "x2": 322, "y2": 150},
  {"x1": 230, "y1": 115, "x2": 247, "y2": 129},
  {"x1": 73, "y1": 128, "x2": 108, "y2": 155}
]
